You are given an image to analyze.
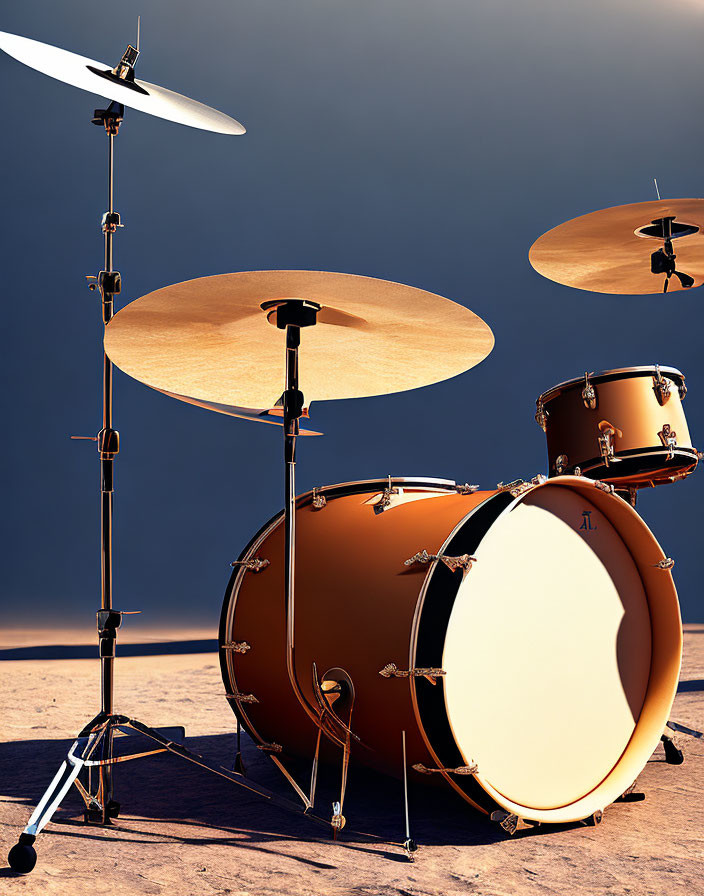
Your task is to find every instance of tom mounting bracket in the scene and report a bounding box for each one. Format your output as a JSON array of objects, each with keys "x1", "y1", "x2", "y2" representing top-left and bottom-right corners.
[
  {"x1": 91, "y1": 100, "x2": 125, "y2": 135},
  {"x1": 649, "y1": 218, "x2": 695, "y2": 292}
]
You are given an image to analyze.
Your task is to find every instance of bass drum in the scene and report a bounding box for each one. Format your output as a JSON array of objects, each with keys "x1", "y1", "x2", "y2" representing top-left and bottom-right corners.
[{"x1": 219, "y1": 475, "x2": 681, "y2": 824}]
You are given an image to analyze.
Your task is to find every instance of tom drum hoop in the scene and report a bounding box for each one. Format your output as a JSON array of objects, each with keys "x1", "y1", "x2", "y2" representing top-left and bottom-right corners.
[{"x1": 219, "y1": 475, "x2": 681, "y2": 824}]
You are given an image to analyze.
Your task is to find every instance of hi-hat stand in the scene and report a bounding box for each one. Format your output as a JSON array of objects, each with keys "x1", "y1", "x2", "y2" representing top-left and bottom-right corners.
[{"x1": 7, "y1": 104, "x2": 323, "y2": 875}]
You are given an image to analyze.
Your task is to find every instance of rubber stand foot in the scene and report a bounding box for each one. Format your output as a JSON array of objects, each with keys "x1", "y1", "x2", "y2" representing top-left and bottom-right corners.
[
  {"x1": 8, "y1": 840, "x2": 37, "y2": 874},
  {"x1": 663, "y1": 737, "x2": 684, "y2": 765},
  {"x1": 403, "y1": 837, "x2": 418, "y2": 862}
]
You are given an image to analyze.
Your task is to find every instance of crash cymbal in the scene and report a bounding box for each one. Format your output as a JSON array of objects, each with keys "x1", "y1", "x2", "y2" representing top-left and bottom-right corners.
[
  {"x1": 104, "y1": 270, "x2": 494, "y2": 414},
  {"x1": 0, "y1": 30, "x2": 244, "y2": 135},
  {"x1": 529, "y1": 199, "x2": 704, "y2": 294}
]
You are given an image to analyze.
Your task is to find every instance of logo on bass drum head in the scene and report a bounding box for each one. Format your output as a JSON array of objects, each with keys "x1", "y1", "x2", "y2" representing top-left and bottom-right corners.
[{"x1": 579, "y1": 510, "x2": 597, "y2": 531}]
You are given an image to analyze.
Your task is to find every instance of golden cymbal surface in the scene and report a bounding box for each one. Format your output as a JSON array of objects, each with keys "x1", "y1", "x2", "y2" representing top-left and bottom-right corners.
[
  {"x1": 104, "y1": 270, "x2": 494, "y2": 413},
  {"x1": 529, "y1": 199, "x2": 704, "y2": 294}
]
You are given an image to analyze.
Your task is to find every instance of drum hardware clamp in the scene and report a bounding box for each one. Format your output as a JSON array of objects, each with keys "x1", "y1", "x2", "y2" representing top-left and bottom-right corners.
[
  {"x1": 535, "y1": 400, "x2": 548, "y2": 431},
  {"x1": 373, "y1": 475, "x2": 399, "y2": 514},
  {"x1": 412, "y1": 762, "x2": 478, "y2": 776},
  {"x1": 404, "y1": 550, "x2": 476, "y2": 573},
  {"x1": 225, "y1": 690, "x2": 259, "y2": 705},
  {"x1": 497, "y1": 475, "x2": 546, "y2": 497},
  {"x1": 230, "y1": 557, "x2": 270, "y2": 572},
  {"x1": 652, "y1": 366, "x2": 672, "y2": 405},
  {"x1": 593, "y1": 480, "x2": 616, "y2": 494},
  {"x1": 221, "y1": 641, "x2": 251, "y2": 653},
  {"x1": 653, "y1": 558, "x2": 675, "y2": 570},
  {"x1": 658, "y1": 424, "x2": 678, "y2": 460},
  {"x1": 455, "y1": 482, "x2": 480, "y2": 494},
  {"x1": 379, "y1": 663, "x2": 445, "y2": 683},
  {"x1": 582, "y1": 372, "x2": 597, "y2": 410},
  {"x1": 311, "y1": 487, "x2": 327, "y2": 509}
]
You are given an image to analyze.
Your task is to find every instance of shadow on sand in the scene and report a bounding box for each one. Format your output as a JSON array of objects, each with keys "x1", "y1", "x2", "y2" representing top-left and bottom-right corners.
[
  {"x1": 0, "y1": 641, "x2": 220, "y2": 661},
  {"x1": 0, "y1": 730, "x2": 526, "y2": 868}
]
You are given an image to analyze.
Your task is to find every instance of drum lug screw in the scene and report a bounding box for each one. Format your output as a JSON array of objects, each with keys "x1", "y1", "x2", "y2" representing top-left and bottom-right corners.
[
  {"x1": 582, "y1": 372, "x2": 598, "y2": 410},
  {"x1": 404, "y1": 550, "x2": 476, "y2": 573},
  {"x1": 455, "y1": 482, "x2": 480, "y2": 495},
  {"x1": 653, "y1": 557, "x2": 675, "y2": 570},
  {"x1": 221, "y1": 641, "x2": 251, "y2": 654},
  {"x1": 230, "y1": 557, "x2": 270, "y2": 573}
]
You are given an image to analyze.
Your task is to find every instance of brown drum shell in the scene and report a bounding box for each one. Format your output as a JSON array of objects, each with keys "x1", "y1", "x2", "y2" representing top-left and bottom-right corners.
[
  {"x1": 220, "y1": 482, "x2": 488, "y2": 791},
  {"x1": 538, "y1": 368, "x2": 698, "y2": 486},
  {"x1": 219, "y1": 476, "x2": 682, "y2": 824}
]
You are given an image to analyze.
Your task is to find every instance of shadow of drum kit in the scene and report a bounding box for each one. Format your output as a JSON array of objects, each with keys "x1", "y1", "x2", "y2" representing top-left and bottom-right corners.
[{"x1": 3, "y1": 25, "x2": 702, "y2": 875}]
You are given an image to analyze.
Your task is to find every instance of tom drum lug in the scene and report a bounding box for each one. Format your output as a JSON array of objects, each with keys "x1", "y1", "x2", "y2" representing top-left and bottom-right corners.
[
  {"x1": 582, "y1": 372, "x2": 597, "y2": 410},
  {"x1": 658, "y1": 424, "x2": 678, "y2": 460},
  {"x1": 554, "y1": 454, "x2": 569, "y2": 475},
  {"x1": 652, "y1": 365, "x2": 672, "y2": 405}
]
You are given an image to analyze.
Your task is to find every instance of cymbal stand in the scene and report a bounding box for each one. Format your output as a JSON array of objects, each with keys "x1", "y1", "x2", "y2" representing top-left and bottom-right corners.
[
  {"x1": 263, "y1": 300, "x2": 361, "y2": 832},
  {"x1": 8, "y1": 107, "x2": 332, "y2": 876}
]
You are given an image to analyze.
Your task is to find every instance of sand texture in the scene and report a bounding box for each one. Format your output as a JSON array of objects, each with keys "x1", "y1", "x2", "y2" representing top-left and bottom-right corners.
[{"x1": 1, "y1": 626, "x2": 702, "y2": 895}]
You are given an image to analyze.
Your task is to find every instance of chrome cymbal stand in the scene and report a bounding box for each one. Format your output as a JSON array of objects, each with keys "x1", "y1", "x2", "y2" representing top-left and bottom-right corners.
[
  {"x1": 260, "y1": 300, "x2": 357, "y2": 833},
  {"x1": 8, "y1": 102, "x2": 330, "y2": 876}
]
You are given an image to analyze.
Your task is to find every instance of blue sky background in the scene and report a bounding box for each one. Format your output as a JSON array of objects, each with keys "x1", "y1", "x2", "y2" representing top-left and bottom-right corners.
[{"x1": 1, "y1": 0, "x2": 703, "y2": 627}]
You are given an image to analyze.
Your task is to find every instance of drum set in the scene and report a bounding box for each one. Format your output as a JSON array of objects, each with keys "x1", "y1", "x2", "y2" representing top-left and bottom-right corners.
[{"x1": 2, "y1": 24, "x2": 702, "y2": 876}]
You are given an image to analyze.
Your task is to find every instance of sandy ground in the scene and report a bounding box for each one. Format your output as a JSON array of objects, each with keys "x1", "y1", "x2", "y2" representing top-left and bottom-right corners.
[{"x1": 0, "y1": 626, "x2": 702, "y2": 896}]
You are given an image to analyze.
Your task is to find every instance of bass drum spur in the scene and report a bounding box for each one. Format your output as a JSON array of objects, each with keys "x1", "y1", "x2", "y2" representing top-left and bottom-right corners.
[{"x1": 220, "y1": 475, "x2": 681, "y2": 825}]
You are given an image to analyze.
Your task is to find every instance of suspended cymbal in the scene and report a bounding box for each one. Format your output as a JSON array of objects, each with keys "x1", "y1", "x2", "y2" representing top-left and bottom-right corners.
[
  {"x1": 529, "y1": 199, "x2": 704, "y2": 294},
  {"x1": 0, "y1": 30, "x2": 244, "y2": 135},
  {"x1": 104, "y1": 270, "x2": 494, "y2": 415}
]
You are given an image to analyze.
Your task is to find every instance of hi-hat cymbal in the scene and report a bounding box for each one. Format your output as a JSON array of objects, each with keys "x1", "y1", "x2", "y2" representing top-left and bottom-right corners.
[
  {"x1": 0, "y1": 30, "x2": 244, "y2": 135},
  {"x1": 529, "y1": 199, "x2": 704, "y2": 294},
  {"x1": 103, "y1": 270, "x2": 494, "y2": 416}
]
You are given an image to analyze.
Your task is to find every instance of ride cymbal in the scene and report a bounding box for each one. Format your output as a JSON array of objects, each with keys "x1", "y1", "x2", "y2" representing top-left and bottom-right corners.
[
  {"x1": 0, "y1": 30, "x2": 244, "y2": 134},
  {"x1": 529, "y1": 199, "x2": 704, "y2": 294},
  {"x1": 103, "y1": 270, "x2": 494, "y2": 416}
]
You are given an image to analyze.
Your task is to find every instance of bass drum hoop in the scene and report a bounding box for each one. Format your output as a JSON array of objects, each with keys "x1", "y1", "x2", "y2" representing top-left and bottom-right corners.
[{"x1": 410, "y1": 475, "x2": 682, "y2": 824}]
